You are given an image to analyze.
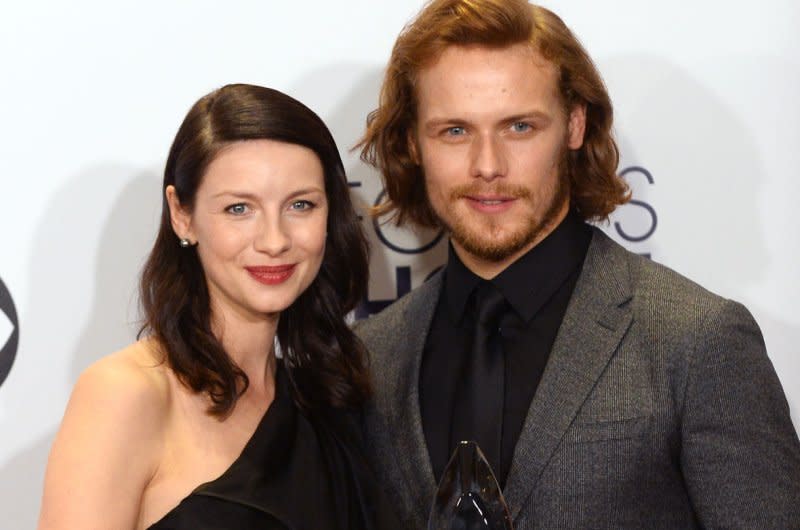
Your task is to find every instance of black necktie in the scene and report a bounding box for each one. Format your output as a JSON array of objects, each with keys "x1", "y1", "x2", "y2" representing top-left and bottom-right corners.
[{"x1": 454, "y1": 281, "x2": 507, "y2": 477}]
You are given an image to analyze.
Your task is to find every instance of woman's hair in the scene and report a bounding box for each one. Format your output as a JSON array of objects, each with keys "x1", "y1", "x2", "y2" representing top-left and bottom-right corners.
[
  {"x1": 139, "y1": 83, "x2": 371, "y2": 417},
  {"x1": 358, "y1": 0, "x2": 629, "y2": 227}
]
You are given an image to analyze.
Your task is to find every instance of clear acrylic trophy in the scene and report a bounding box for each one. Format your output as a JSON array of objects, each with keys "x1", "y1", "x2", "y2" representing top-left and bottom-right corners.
[{"x1": 427, "y1": 441, "x2": 513, "y2": 530}]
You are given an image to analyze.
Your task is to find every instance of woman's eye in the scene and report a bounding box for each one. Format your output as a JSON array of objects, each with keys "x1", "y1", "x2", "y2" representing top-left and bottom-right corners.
[
  {"x1": 290, "y1": 200, "x2": 314, "y2": 211},
  {"x1": 226, "y1": 203, "x2": 248, "y2": 215},
  {"x1": 511, "y1": 122, "x2": 531, "y2": 132}
]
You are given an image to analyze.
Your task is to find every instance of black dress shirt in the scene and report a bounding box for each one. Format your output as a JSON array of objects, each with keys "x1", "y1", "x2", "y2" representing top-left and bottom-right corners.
[{"x1": 419, "y1": 211, "x2": 592, "y2": 488}]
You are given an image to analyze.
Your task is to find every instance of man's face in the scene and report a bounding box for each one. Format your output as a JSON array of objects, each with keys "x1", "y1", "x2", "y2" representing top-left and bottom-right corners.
[{"x1": 412, "y1": 43, "x2": 586, "y2": 277}]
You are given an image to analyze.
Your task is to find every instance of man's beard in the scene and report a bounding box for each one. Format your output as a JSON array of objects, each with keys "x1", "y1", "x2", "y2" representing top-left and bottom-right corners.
[{"x1": 435, "y1": 149, "x2": 570, "y2": 263}]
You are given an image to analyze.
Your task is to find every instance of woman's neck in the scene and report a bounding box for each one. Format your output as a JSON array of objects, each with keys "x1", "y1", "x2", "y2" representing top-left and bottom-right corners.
[{"x1": 211, "y1": 309, "x2": 279, "y2": 395}]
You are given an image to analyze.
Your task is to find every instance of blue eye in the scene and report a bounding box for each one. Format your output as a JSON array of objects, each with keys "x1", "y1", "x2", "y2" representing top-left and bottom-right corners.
[
  {"x1": 511, "y1": 122, "x2": 531, "y2": 132},
  {"x1": 446, "y1": 126, "x2": 466, "y2": 136},
  {"x1": 290, "y1": 200, "x2": 315, "y2": 211},
  {"x1": 226, "y1": 203, "x2": 248, "y2": 215}
]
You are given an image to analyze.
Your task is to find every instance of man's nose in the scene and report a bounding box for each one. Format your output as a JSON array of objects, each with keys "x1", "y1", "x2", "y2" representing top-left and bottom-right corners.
[{"x1": 469, "y1": 133, "x2": 507, "y2": 181}]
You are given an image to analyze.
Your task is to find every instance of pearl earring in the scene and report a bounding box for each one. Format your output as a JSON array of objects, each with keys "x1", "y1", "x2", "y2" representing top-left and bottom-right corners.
[{"x1": 179, "y1": 238, "x2": 191, "y2": 248}]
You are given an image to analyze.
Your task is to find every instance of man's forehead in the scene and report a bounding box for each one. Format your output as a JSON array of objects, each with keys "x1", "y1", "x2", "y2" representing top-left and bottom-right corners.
[
  {"x1": 413, "y1": 43, "x2": 562, "y2": 118},
  {"x1": 416, "y1": 43, "x2": 555, "y2": 78}
]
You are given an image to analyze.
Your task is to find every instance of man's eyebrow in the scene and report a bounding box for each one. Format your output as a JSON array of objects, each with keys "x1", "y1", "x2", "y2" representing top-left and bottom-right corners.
[
  {"x1": 421, "y1": 110, "x2": 553, "y2": 132},
  {"x1": 501, "y1": 111, "x2": 553, "y2": 124},
  {"x1": 422, "y1": 117, "x2": 469, "y2": 131}
]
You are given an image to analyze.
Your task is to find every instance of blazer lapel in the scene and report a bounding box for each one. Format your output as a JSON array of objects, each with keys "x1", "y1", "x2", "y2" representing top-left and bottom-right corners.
[
  {"x1": 381, "y1": 272, "x2": 442, "y2": 527},
  {"x1": 503, "y1": 229, "x2": 635, "y2": 522}
]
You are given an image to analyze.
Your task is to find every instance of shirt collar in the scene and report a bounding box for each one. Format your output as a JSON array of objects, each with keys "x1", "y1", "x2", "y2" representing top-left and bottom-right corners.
[
  {"x1": 444, "y1": 241, "x2": 483, "y2": 325},
  {"x1": 443, "y1": 210, "x2": 591, "y2": 325}
]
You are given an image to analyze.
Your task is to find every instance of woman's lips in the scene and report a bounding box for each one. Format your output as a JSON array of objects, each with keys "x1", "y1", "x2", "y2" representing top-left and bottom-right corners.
[{"x1": 245, "y1": 264, "x2": 296, "y2": 285}]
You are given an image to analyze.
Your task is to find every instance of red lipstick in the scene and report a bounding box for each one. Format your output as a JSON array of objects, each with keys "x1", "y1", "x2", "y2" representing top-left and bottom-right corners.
[{"x1": 245, "y1": 265, "x2": 296, "y2": 285}]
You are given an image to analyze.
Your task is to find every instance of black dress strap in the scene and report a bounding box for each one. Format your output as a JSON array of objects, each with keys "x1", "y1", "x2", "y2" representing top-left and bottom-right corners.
[{"x1": 148, "y1": 363, "x2": 401, "y2": 530}]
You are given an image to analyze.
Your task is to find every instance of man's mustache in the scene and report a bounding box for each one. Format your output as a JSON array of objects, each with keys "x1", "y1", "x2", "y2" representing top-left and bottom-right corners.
[{"x1": 449, "y1": 182, "x2": 533, "y2": 200}]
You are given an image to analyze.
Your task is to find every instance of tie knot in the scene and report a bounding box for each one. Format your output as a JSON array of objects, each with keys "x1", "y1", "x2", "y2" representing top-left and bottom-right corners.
[{"x1": 474, "y1": 282, "x2": 507, "y2": 328}]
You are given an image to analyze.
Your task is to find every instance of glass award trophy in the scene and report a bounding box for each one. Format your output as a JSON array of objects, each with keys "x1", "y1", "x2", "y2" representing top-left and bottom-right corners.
[{"x1": 427, "y1": 441, "x2": 513, "y2": 530}]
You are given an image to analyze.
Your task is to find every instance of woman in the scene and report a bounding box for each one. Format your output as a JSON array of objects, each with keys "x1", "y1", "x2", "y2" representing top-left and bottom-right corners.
[{"x1": 38, "y1": 84, "x2": 398, "y2": 529}]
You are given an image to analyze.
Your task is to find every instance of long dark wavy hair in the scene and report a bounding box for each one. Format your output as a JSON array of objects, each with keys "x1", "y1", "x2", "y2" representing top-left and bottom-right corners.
[{"x1": 139, "y1": 83, "x2": 371, "y2": 417}]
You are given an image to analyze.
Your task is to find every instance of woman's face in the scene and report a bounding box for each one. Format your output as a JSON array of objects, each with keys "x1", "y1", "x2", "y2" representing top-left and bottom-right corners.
[{"x1": 167, "y1": 139, "x2": 328, "y2": 325}]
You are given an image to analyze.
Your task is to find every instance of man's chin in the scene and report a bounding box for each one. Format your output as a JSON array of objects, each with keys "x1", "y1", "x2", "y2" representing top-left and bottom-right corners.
[{"x1": 452, "y1": 231, "x2": 534, "y2": 263}]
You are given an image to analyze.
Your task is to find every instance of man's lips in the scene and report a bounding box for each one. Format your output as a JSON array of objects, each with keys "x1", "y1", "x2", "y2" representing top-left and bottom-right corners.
[
  {"x1": 464, "y1": 195, "x2": 517, "y2": 212},
  {"x1": 467, "y1": 195, "x2": 515, "y2": 203},
  {"x1": 245, "y1": 265, "x2": 296, "y2": 285}
]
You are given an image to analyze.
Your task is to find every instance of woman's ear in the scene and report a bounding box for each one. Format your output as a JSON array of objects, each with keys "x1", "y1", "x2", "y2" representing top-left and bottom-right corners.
[{"x1": 165, "y1": 185, "x2": 195, "y2": 244}]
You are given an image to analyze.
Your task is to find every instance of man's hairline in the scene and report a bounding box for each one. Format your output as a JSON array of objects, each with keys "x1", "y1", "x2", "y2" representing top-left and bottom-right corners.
[{"x1": 405, "y1": 40, "x2": 577, "y2": 137}]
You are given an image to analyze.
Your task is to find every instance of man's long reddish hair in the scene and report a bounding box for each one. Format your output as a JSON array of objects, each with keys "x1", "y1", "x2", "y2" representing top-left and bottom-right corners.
[{"x1": 358, "y1": 0, "x2": 629, "y2": 227}]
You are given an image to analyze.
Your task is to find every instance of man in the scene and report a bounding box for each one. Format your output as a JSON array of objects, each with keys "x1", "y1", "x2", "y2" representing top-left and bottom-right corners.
[{"x1": 355, "y1": 0, "x2": 800, "y2": 528}]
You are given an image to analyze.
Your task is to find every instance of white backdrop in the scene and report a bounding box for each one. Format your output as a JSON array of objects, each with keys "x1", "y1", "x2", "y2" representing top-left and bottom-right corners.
[{"x1": 1, "y1": 1, "x2": 798, "y2": 527}]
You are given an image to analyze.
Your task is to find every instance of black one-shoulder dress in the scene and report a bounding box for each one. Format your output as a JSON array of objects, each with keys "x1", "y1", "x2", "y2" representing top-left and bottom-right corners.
[{"x1": 148, "y1": 364, "x2": 400, "y2": 530}]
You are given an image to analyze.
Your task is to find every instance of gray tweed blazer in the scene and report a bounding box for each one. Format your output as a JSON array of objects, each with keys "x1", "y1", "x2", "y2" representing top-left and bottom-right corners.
[{"x1": 354, "y1": 228, "x2": 800, "y2": 529}]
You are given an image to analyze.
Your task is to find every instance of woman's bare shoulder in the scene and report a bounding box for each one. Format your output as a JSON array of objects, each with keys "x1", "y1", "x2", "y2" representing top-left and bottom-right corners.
[
  {"x1": 94, "y1": 337, "x2": 170, "y2": 390},
  {"x1": 75, "y1": 339, "x2": 173, "y2": 418},
  {"x1": 38, "y1": 338, "x2": 175, "y2": 529}
]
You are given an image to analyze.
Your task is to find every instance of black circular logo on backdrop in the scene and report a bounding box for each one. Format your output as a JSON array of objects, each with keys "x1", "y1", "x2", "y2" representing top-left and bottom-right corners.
[
  {"x1": 0, "y1": 276, "x2": 19, "y2": 387},
  {"x1": 372, "y1": 190, "x2": 445, "y2": 254}
]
